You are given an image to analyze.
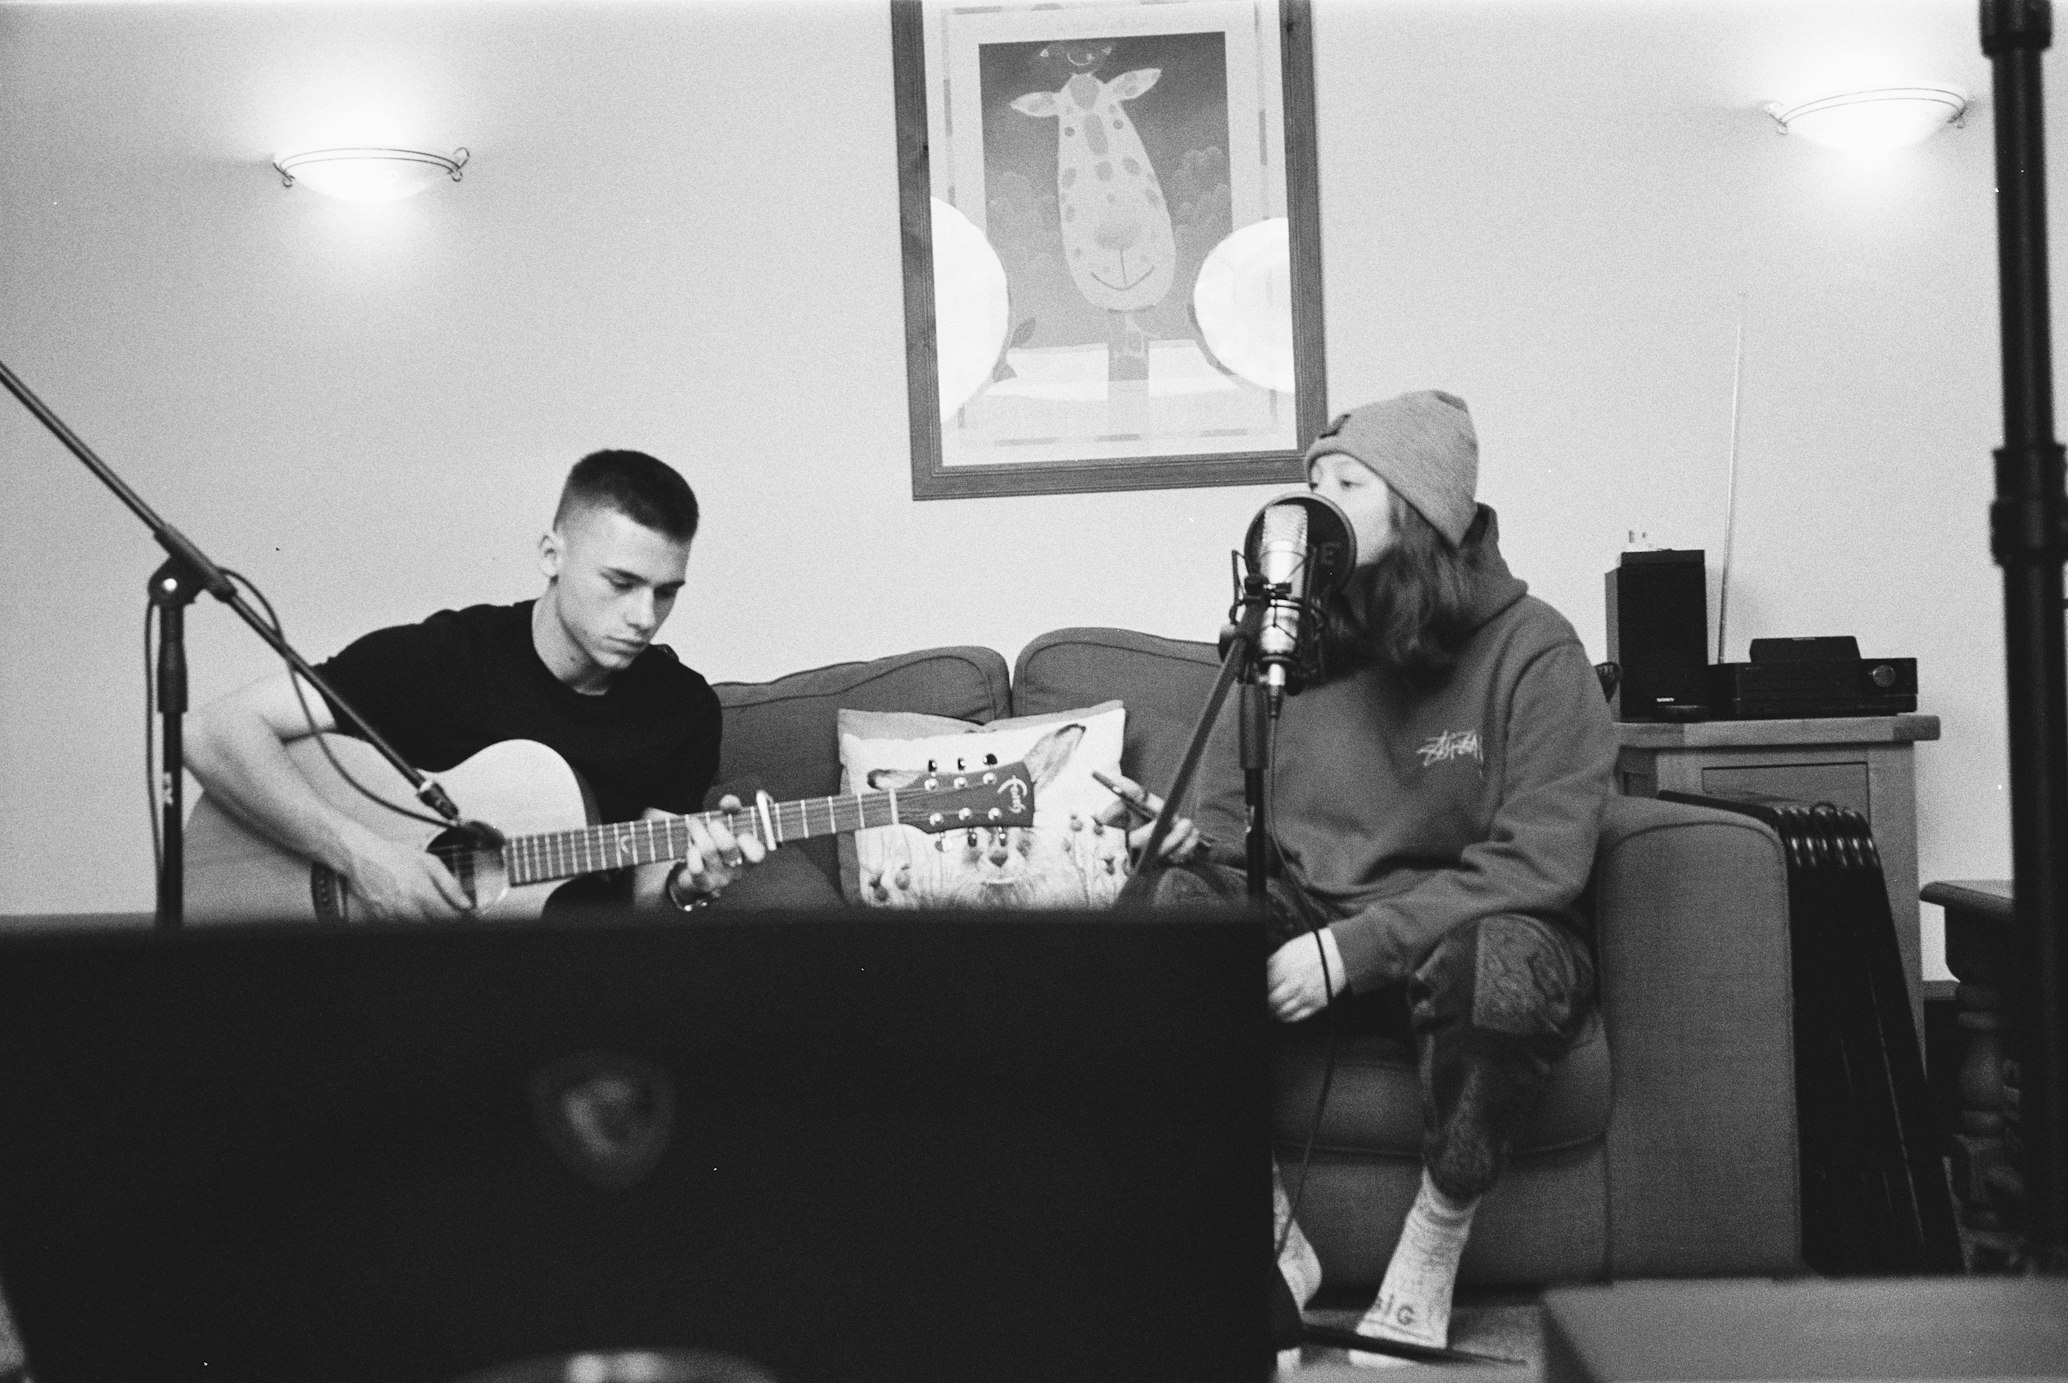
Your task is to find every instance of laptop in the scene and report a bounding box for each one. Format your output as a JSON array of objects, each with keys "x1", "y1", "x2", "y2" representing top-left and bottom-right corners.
[{"x1": 0, "y1": 908, "x2": 1270, "y2": 1383}]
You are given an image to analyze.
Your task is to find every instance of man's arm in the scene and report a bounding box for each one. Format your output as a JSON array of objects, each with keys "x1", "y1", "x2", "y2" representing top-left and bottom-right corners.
[{"x1": 185, "y1": 670, "x2": 472, "y2": 921}]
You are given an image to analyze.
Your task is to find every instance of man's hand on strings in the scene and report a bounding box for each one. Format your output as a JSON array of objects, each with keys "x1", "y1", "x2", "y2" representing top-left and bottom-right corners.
[{"x1": 658, "y1": 796, "x2": 768, "y2": 904}]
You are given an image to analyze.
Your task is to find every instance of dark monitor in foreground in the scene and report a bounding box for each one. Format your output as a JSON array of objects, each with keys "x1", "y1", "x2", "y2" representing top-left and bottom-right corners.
[{"x1": 0, "y1": 909, "x2": 1270, "y2": 1383}]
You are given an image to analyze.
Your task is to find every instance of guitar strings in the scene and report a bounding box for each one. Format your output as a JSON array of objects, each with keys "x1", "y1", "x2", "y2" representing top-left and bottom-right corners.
[{"x1": 499, "y1": 785, "x2": 993, "y2": 885}]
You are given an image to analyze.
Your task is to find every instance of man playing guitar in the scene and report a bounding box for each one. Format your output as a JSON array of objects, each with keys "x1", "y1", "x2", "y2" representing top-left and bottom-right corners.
[{"x1": 186, "y1": 449, "x2": 763, "y2": 922}]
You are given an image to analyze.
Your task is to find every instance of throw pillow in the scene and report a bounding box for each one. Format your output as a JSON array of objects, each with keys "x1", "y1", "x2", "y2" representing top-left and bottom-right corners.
[{"x1": 837, "y1": 701, "x2": 1134, "y2": 909}]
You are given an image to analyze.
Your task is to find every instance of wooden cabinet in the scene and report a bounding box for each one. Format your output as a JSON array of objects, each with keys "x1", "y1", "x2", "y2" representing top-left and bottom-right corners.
[{"x1": 1614, "y1": 713, "x2": 1941, "y2": 1036}]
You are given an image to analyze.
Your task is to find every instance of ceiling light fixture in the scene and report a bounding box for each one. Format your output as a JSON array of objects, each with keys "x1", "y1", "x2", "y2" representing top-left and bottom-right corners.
[
  {"x1": 1765, "y1": 87, "x2": 1969, "y2": 152},
  {"x1": 272, "y1": 147, "x2": 469, "y2": 202}
]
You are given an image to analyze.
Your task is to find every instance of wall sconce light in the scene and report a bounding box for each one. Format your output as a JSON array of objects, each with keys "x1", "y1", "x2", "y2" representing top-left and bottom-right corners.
[
  {"x1": 272, "y1": 147, "x2": 469, "y2": 202},
  {"x1": 1765, "y1": 87, "x2": 1968, "y2": 152}
]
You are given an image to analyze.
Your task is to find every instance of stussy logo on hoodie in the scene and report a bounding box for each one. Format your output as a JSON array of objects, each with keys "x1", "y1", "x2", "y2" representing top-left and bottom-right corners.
[{"x1": 1416, "y1": 728, "x2": 1482, "y2": 768}]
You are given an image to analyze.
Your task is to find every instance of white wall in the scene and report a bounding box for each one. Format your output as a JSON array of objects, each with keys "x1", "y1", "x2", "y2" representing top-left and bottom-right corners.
[{"x1": 0, "y1": 0, "x2": 2030, "y2": 975}]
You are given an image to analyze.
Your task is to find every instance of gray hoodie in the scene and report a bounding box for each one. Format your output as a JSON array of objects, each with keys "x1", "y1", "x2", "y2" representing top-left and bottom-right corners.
[{"x1": 1268, "y1": 506, "x2": 1617, "y2": 991}]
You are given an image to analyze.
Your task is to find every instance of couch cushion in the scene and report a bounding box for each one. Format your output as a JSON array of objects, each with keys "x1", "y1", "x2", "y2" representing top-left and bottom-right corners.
[
  {"x1": 1012, "y1": 628, "x2": 1247, "y2": 845},
  {"x1": 1271, "y1": 1011, "x2": 1610, "y2": 1158},
  {"x1": 712, "y1": 648, "x2": 1012, "y2": 884},
  {"x1": 713, "y1": 647, "x2": 1013, "y2": 799}
]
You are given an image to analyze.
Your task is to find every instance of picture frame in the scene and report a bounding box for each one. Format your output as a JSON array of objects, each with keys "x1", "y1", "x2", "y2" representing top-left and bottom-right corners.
[{"x1": 892, "y1": 0, "x2": 1326, "y2": 500}]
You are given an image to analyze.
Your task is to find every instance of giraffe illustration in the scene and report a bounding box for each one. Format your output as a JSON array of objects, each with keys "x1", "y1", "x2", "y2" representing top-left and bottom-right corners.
[{"x1": 1011, "y1": 67, "x2": 1178, "y2": 322}]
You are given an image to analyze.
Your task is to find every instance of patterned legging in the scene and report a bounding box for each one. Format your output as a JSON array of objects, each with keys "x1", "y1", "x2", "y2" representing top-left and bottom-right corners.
[{"x1": 1138, "y1": 861, "x2": 1596, "y2": 1201}]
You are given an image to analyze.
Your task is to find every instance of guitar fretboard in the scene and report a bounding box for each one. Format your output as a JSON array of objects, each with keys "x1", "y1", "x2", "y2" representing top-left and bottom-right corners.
[{"x1": 498, "y1": 790, "x2": 903, "y2": 887}]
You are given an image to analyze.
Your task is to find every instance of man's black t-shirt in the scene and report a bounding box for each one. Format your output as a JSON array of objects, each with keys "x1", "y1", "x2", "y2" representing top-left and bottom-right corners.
[{"x1": 314, "y1": 600, "x2": 720, "y2": 825}]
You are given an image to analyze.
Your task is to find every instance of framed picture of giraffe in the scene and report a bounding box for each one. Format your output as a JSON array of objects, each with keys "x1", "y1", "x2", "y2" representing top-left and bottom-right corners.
[{"x1": 893, "y1": 0, "x2": 1325, "y2": 499}]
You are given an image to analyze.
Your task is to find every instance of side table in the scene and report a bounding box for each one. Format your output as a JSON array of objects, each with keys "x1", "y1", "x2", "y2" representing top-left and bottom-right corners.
[
  {"x1": 1615, "y1": 713, "x2": 1940, "y2": 1037},
  {"x1": 1920, "y1": 878, "x2": 2026, "y2": 1271}
]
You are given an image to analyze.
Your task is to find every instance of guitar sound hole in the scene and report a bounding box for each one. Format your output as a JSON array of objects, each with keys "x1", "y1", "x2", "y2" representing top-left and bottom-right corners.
[{"x1": 429, "y1": 829, "x2": 483, "y2": 909}]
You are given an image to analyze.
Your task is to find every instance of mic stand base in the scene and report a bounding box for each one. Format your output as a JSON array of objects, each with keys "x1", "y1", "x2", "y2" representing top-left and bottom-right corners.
[{"x1": 1269, "y1": 1270, "x2": 1521, "y2": 1367}]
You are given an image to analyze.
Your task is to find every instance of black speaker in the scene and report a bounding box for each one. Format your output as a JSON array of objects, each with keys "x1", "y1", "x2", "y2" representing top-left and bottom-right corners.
[{"x1": 1604, "y1": 549, "x2": 1708, "y2": 721}]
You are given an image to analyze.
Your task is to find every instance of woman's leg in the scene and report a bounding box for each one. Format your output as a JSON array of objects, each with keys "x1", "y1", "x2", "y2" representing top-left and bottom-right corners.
[
  {"x1": 1349, "y1": 914, "x2": 1595, "y2": 1365},
  {"x1": 1409, "y1": 914, "x2": 1595, "y2": 1200},
  {"x1": 1133, "y1": 858, "x2": 1334, "y2": 1366}
]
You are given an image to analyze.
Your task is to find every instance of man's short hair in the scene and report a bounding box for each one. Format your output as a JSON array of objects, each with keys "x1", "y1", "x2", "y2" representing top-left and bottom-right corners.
[{"x1": 554, "y1": 450, "x2": 700, "y2": 543}]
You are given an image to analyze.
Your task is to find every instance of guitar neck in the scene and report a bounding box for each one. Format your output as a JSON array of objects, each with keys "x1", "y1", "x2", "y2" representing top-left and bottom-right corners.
[{"x1": 501, "y1": 790, "x2": 898, "y2": 887}]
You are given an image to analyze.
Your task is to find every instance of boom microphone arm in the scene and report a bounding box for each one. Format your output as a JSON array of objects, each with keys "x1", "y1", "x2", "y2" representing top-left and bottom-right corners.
[{"x1": 1, "y1": 357, "x2": 463, "y2": 928}]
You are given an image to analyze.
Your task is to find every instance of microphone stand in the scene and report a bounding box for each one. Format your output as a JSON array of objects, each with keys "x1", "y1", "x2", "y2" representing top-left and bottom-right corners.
[
  {"x1": 1982, "y1": 0, "x2": 2068, "y2": 1271},
  {"x1": 1130, "y1": 559, "x2": 1298, "y2": 908},
  {"x1": 1129, "y1": 577, "x2": 1277, "y2": 903},
  {"x1": 0, "y1": 357, "x2": 465, "y2": 929},
  {"x1": 1240, "y1": 673, "x2": 1272, "y2": 903}
]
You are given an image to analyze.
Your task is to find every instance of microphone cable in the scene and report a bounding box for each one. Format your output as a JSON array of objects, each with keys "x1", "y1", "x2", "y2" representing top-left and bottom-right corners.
[
  {"x1": 145, "y1": 568, "x2": 453, "y2": 887},
  {"x1": 236, "y1": 571, "x2": 453, "y2": 831},
  {"x1": 1268, "y1": 710, "x2": 1342, "y2": 1273}
]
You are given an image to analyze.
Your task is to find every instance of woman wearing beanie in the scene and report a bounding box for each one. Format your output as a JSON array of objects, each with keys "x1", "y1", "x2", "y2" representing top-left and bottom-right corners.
[{"x1": 1106, "y1": 390, "x2": 1616, "y2": 1368}]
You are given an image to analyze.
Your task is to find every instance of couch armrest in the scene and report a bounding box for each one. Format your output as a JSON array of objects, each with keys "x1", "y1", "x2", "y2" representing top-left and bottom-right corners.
[{"x1": 1593, "y1": 794, "x2": 1800, "y2": 1277}]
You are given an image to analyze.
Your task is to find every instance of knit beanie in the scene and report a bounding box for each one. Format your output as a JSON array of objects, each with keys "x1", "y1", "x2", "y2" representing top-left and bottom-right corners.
[{"x1": 1304, "y1": 390, "x2": 1479, "y2": 547}]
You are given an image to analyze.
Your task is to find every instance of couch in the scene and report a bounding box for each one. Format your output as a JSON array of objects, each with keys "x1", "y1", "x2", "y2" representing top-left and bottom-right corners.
[{"x1": 707, "y1": 627, "x2": 1803, "y2": 1289}]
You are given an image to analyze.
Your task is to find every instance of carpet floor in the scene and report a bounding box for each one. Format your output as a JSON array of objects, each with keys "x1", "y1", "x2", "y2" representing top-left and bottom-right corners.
[{"x1": 1284, "y1": 1288, "x2": 1543, "y2": 1381}]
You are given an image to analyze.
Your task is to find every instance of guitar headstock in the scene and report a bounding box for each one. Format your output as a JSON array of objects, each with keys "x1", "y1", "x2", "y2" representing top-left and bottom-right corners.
[{"x1": 889, "y1": 758, "x2": 1038, "y2": 834}]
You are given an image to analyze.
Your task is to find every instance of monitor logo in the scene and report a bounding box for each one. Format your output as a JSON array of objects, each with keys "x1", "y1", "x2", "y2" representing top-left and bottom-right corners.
[{"x1": 530, "y1": 1050, "x2": 677, "y2": 1190}]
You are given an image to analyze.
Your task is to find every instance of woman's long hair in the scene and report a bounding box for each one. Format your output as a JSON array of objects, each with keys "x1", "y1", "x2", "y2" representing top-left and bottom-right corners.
[{"x1": 1322, "y1": 492, "x2": 1493, "y2": 689}]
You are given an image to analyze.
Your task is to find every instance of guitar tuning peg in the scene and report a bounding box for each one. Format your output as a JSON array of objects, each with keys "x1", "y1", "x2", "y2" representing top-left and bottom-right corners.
[
  {"x1": 984, "y1": 753, "x2": 998, "y2": 766},
  {"x1": 965, "y1": 829, "x2": 979, "y2": 847},
  {"x1": 955, "y1": 756, "x2": 968, "y2": 771}
]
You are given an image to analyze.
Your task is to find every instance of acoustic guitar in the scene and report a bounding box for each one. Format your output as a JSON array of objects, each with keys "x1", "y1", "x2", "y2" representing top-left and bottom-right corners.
[{"x1": 184, "y1": 734, "x2": 1038, "y2": 924}]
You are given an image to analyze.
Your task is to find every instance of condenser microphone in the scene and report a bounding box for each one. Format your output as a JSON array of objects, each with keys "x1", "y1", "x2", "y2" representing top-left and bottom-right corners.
[{"x1": 1240, "y1": 492, "x2": 1356, "y2": 710}]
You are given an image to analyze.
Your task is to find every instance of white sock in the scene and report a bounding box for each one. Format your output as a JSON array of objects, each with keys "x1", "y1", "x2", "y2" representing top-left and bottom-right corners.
[
  {"x1": 1346, "y1": 1169, "x2": 1478, "y2": 1369},
  {"x1": 1273, "y1": 1166, "x2": 1322, "y2": 1308}
]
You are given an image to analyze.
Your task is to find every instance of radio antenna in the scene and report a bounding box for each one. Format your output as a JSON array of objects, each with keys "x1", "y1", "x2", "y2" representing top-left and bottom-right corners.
[{"x1": 1715, "y1": 293, "x2": 1748, "y2": 664}]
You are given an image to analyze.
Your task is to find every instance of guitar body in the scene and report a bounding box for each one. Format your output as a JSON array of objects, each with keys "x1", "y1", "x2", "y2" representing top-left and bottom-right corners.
[{"x1": 185, "y1": 736, "x2": 595, "y2": 924}]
